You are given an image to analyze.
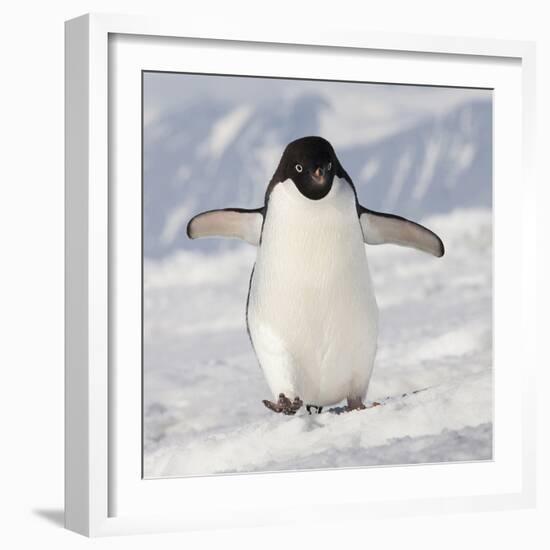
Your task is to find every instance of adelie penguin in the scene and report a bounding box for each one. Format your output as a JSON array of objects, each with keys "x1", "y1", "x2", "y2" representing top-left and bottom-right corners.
[{"x1": 187, "y1": 136, "x2": 444, "y2": 415}]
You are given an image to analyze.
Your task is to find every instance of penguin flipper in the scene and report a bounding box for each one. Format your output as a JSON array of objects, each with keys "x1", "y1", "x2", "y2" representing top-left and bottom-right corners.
[
  {"x1": 359, "y1": 207, "x2": 445, "y2": 257},
  {"x1": 187, "y1": 208, "x2": 264, "y2": 245}
]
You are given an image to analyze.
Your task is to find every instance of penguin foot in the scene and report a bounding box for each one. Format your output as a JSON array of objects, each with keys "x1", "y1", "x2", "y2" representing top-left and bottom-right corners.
[
  {"x1": 263, "y1": 393, "x2": 303, "y2": 415},
  {"x1": 344, "y1": 404, "x2": 367, "y2": 412},
  {"x1": 344, "y1": 397, "x2": 381, "y2": 412},
  {"x1": 306, "y1": 404, "x2": 323, "y2": 415}
]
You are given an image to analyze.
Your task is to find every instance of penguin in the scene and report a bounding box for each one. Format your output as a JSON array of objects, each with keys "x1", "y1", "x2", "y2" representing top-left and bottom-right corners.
[{"x1": 187, "y1": 136, "x2": 444, "y2": 415}]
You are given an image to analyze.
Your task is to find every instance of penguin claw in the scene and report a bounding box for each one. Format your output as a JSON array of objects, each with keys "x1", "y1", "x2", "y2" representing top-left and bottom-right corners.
[
  {"x1": 263, "y1": 393, "x2": 303, "y2": 415},
  {"x1": 346, "y1": 397, "x2": 367, "y2": 411}
]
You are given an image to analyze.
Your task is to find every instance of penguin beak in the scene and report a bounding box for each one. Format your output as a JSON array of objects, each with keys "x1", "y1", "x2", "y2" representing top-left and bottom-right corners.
[{"x1": 311, "y1": 166, "x2": 327, "y2": 186}]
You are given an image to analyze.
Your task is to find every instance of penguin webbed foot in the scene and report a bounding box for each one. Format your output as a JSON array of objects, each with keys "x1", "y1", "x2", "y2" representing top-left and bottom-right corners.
[
  {"x1": 346, "y1": 397, "x2": 367, "y2": 411},
  {"x1": 328, "y1": 398, "x2": 380, "y2": 414},
  {"x1": 263, "y1": 393, "x2": 303, "y2": 415}
]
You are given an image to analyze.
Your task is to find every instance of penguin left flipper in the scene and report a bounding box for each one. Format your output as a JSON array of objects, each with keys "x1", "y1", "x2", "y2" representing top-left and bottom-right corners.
[
  {"x1": 358, "y1": 206, "x2": 445, "y2": 258},
  {"x1": 187, "y1": 207, "x2": 264, "y2": 245}
]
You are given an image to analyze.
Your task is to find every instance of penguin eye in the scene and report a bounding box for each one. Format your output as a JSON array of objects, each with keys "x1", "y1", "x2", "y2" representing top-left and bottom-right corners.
[
  {"x1": 327, "y1": 162, "x2": 332, "y2": 171},
  {"x1": 295, "y1": 164, "x2": 303, "y2": 173}
]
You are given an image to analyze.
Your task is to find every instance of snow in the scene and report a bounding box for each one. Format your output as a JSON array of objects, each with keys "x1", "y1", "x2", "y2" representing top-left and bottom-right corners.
[
  {"x1": 143, "y1": 207, "x2": 492, "y2": 478},
  {"x1": 359, "y1": 158, "x2": 380, "y2": 183},
  {"x1": 199, "y1": 105, "x2": 254, "y2": 161},
  {"x1": 385, "y1": 148, "x2": 413, "y2": 209},
  {"x1": 159, "y1": 202, "x2": 196, "y2": 246},
  {"x1": 413, "y1": 137, "x2": 442, "y2": 202}
]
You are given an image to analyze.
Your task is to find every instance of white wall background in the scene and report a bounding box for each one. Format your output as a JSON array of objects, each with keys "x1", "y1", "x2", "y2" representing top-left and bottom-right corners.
[{"x1": 0, "y1": 1, "x2": 546, "y2": 548}]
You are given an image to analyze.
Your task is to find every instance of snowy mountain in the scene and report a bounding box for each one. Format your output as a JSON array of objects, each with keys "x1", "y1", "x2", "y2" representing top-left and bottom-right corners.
[{"x1": 143, "y1": 95, "x2": 492, "y2": 258}]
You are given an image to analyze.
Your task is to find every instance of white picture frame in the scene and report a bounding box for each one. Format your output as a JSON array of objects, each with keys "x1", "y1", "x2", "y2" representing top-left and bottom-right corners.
[{"x1": 65, "y1": 12, "x2": 537, "y2": 537}]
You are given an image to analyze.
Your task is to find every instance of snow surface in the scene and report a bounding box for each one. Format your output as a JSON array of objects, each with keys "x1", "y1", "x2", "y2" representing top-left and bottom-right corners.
[{"x1": 143, "y1": 207, "x2": 492, "y2": 478}]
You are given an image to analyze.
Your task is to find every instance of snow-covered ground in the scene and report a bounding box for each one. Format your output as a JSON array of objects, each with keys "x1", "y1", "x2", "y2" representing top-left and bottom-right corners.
[{"x1": 143, "y1": 207, "x2": 492, "y2": 478}]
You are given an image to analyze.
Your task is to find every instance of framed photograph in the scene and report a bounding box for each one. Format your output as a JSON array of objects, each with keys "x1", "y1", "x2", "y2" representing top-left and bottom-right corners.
[{"x1": 65, "y1": 13, "x2": 537, "y2": 536}]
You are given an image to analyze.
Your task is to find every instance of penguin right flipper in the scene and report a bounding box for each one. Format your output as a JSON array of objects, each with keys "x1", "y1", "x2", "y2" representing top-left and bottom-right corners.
[
  {"x1": 187, "y1": 207, "x2": 264, "y2": 245},
  {"x1": 358, "y1": 206, "x2": 445, "y2": 257}
]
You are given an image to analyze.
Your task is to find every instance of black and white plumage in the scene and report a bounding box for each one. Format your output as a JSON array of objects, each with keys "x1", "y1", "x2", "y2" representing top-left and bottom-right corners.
[{"x1": 187, "y1": 136, "x2": 444, "y2": 413}]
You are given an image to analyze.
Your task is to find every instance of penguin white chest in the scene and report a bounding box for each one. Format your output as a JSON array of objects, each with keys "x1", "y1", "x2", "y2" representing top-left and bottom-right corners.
[{"x1": 247, "y1": 178, "x2": 379, "y2": 406}]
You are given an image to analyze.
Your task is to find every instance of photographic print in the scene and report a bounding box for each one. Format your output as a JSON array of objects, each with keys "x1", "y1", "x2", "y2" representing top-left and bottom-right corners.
[{"x1": 142, "y1": 72, "x2": 492, "y2": 478}]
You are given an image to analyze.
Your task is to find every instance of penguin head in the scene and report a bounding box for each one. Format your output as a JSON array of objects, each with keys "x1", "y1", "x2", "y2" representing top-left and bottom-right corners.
[{"x1": 271, "y1": 136, "x2": 341, "y2": 200}]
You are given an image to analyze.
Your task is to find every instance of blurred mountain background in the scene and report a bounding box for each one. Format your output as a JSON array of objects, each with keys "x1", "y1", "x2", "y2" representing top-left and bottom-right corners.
[{"x1": 143, "y1": 73, "x2": 492, "y2": 258}]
